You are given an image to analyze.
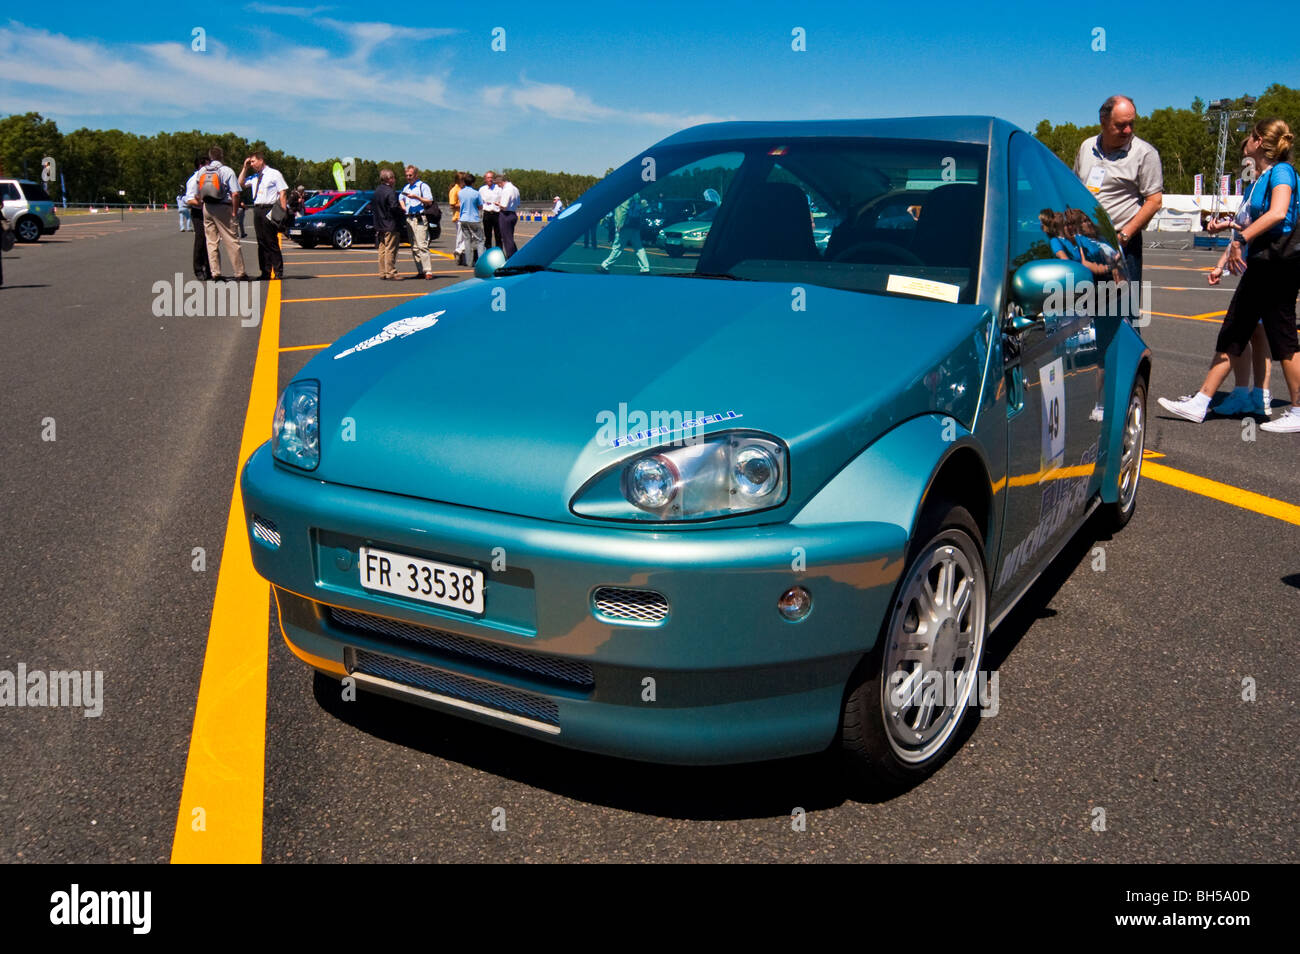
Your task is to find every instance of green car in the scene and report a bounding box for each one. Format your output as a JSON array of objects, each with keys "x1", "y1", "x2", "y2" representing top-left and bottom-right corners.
[{"x1": 242, "y1": 117, "x2": 1150, "y2": 793}]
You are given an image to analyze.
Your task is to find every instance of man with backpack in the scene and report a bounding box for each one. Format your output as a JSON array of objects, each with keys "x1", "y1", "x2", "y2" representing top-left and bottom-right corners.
[{"x1": 196, "y1": 146, "x2": 249, "y2": 281}]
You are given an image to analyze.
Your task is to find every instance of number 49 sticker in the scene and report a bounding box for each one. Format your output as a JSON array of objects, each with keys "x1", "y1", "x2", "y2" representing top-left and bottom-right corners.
[{"x1": 1040, "y1": 357, "x2": 1066, "y2": 474}]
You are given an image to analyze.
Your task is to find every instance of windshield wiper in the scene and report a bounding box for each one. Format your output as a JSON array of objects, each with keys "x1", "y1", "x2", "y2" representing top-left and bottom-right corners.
[
  {"x1": 662, "y1": 271, "x2": 753, "y2": 281},
  {"x1": 493, "y1": 264, "x2": 563, "y2": 276}
]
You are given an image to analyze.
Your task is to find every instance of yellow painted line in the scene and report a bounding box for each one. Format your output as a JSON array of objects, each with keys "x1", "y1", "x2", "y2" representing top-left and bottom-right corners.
[
  {"x1": 1144, "y1": 461, "x2": 1300, "y2": 526},
  {"x1": 1189, "y1": 310, "x2": 1227, "y2": 320},
  {"x1": 282, "y1": 292, "x2": 425, "y2": 304},
  {"x1": 1141, "y1": 449, "x2": 1166, "y2": 459},
  {"x1": 1148, "y1": 264, "x2": 1213, "y2": 272},
  {"x1": 313, "y1": 271, "x2": 471, "y2": 278},
  {"x1": 170, "y1": 280, "x2": 280, "y2": 864},
  {"x1": 278, "y1": 343, "x2": 330, "y2": 352},
  {"x1": 1147, "y1": 311, "x2": 1224, "y2": 324}
]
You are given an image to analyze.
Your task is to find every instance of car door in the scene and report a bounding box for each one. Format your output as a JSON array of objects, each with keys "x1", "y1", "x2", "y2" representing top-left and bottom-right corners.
[
  {"x1": 359, "y1": 201, "x2": 375, "y2": 245},
  {"x1": 993, "y1": 133, "x2": 1098, "y2": 599}
]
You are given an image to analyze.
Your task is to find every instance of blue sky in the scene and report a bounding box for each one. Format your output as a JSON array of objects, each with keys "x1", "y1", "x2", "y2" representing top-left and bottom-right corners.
[{"x1": 4, "y1": 0, "x2": 1300, "y2": 175}]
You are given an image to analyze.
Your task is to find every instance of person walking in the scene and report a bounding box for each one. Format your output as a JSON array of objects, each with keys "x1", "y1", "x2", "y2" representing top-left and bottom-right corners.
[
  {"x1": 239, "y1": 152, "x2": 288, "y2": 280},
  {"x1": 499, "y1": 171, "x2": 521, "y2": 257},
  {"x1": 400, "y1": 165, "x2": 437, "y2": 279},
  {"x1": 1073, "y1": 95, "x2": 1163, "y2": 285},
  {"x1": 373, "y1": 168, "x2": 406, "y2": 280},
  {"x1": 196, "y1": 146, "x2": 249, "y2": 281},
  {"x1": 598, "y1": 196, "x2": 651, "y2": 273},
  {"x1": 1158, "y1": 119, "x2": 1300, "y2": 432},
  {"x1": 480, "y1": 170, "x2": 503, "y2": 249},
  {"x1": 177, "y1": 188, "x2": 191, "y2": 231},
  {"x1": 552, "y1": 195, "x2": 564, "y2": 216},
  {"x1": 449, "y1": 172, "x2": 466, "y2": 265},
  {"x1": 457, "y1": 172, "x2": 486, "y2": 265}
]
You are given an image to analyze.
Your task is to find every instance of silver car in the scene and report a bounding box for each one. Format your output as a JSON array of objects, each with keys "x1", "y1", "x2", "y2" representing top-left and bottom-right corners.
[{"x1": 1, "y1": 179, "x2": 61, "y2": 242}]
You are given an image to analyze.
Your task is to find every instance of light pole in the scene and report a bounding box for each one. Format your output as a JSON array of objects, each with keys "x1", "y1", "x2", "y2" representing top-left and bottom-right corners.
[{"x1": 1205, "y1": 97, "x2": 1256, "y2": 219}]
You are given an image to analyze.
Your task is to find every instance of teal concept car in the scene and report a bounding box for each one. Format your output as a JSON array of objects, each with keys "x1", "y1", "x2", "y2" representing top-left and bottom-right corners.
[{"x1": 242, "y1": 117, "x2": 1150, "y2": 792}]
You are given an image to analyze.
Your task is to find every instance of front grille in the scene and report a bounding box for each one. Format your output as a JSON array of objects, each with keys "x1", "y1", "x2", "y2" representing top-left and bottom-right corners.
[
  {"x1": 352, "y1": 650, "x2": 559, "y2": 727},
  {"x1": 592, "y1": 587, "x2": 669, "y2": 624},
  {"x1": 329, "y1": 607, "x2": 593, "y2": 688},
  {"x1": 251, "y1": 515, "x2": 281, "y2": 548}
]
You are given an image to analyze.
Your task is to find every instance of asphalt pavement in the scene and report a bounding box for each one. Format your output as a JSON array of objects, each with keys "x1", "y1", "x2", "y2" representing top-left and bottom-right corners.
[{"x1": 0, "y1": 214, "x2": 1295, "y2": 863}]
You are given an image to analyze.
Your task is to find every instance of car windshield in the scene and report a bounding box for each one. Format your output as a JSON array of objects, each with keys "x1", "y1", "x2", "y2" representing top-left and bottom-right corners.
[
  {"x1": 304, "y1": 193, "x2": 343, "y2": 209},
  {"x1": 328, "y1": 194, "x2": 369, "y2": 214},
  {"x1": 507, "y1": 137, "x2": 986, "y2": 302}
]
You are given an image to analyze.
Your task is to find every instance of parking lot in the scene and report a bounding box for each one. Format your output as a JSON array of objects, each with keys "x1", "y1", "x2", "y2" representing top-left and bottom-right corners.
[{"x1": 0, "y1": 213, "x2": 1295, "y2": 863}]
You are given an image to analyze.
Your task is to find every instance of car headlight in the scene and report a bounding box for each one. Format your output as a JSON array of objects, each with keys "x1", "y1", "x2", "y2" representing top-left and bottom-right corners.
[
  {"x1": 272, "y1": 380, "x2": 320, "y2": 470},
  {"x1": 572, "y1": 431, "x2": 788, "y2": 521}
]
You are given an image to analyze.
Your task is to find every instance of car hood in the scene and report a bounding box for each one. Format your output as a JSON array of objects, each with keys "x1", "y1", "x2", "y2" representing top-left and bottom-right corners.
[{"x1": 300, "y1": 273, "x2": 991, "y2": 524}]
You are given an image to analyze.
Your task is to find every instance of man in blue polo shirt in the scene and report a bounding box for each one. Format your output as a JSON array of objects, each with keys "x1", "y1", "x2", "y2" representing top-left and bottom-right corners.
[{"x1": 458, "y1": 173, "x2": 486, "y2": 265}]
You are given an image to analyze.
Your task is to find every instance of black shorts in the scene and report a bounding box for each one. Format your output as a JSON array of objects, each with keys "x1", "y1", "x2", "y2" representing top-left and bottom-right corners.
[{"x1": 1213, "y1": 256, "x2": 1300, "y2": 360}]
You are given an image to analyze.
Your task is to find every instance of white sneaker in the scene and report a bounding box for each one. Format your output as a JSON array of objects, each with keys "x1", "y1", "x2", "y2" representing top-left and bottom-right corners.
[
  {"x1": 1260, "y1": 406, "x2": 1300, "y2": 432},
  {"x1": 1157, "y1": 394, "x2": 1208, "y2": 423}
]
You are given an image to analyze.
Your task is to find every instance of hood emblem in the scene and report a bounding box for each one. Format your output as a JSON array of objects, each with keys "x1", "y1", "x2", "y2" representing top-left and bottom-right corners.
[{"x1": 334, "y1": 311, "x2": 445, "y2": 359}]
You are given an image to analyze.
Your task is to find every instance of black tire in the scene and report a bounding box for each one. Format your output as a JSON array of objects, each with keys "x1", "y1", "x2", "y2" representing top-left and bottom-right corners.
[
  {"x1": 1101, "y1": 377, "x2": 1146, "y2": 532},
  {"x1": 15, "y1": 216, "x2": 42, "y2": 243},
  {"x1": 841, "y1": 501, "x2": 989, "y2": 796},
  {"x1": 665, "y1": 246, "x2": 684, "y2": 258},
  {"x1": 331, "y1": 227, "x2": 354, "y2": 250}
]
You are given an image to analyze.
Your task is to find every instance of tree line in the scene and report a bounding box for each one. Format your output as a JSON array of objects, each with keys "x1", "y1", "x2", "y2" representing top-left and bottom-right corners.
[
  {"x1": 0, "y1": 114, "x2": 599, "y2": 204},
  {"x1": 4, "y1": 84, "x2": 1300, "y2": 204}
]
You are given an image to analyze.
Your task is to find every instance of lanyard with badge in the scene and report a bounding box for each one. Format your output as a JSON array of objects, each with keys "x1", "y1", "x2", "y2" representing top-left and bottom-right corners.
[{"x1": 1085, "y1": 138, "x2": 1107, "y2": 194}]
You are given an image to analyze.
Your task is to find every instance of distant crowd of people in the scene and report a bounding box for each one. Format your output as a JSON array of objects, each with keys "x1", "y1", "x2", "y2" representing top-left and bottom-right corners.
[{"x1": 178, "y1": 148, "x2": 539, "y2": 282}]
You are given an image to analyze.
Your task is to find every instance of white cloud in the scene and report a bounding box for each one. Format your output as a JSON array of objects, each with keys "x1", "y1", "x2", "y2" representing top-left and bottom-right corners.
[
  {"x1": 484, "y1": 77, "x2": 729, "y2": 129},
  {"x1": 244, "y1": 2, "x2": 334, "y2": 16}
]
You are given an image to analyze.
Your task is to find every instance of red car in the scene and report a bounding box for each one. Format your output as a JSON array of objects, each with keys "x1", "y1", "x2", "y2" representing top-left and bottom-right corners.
[{"x1": 300, "y1": 190, "x2": 356, "y2": 215}]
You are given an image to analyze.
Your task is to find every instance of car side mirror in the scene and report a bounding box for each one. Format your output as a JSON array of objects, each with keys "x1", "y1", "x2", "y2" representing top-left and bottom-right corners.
[
  {"x1": 1010, "y1": 259, "x2": 1094, "y2": 318},
  {"x1": 474, "y1": 247, "x2": 506, "y2": 279}
]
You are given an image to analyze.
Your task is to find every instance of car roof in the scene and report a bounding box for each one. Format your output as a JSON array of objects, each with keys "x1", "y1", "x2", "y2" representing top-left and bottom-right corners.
[{"x1": 655, "y1": 116, "x2": 1014, "y2": 148}]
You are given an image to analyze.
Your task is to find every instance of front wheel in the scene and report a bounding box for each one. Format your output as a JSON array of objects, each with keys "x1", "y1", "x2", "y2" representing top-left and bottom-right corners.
[
  {"x1": 841, "y1": 501, "x2": 989, "y2": 796},
  {"x1": 1101, "y1": 378, "x2": 1146, "y2": 531},
  {"x1": 331, "y1": 227, "x2": 354, "y2": 249}
]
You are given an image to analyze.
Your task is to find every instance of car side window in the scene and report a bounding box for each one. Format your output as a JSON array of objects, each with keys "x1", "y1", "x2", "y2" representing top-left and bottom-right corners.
[
  {"x1": 0, "y1": 183, "x2": 20, "y2": 201},
  {"x1": 1008, "y1": 133, "x2": 1068, "y2": 271}
]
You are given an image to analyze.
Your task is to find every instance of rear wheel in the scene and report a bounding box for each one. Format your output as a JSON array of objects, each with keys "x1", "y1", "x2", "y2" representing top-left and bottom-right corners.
[
  {"x1": 1102, "y1": 378, "x2": 1146, "y2": 531},
  {"x1": 332, "y1": 227, "x2": 354, "y2": 249},
  {"x1": 841, "y1": 501, "x2": 989, "y2": 795},
  {"x1": 15, "y1": 216, "x2": 41, "y2": 242}
]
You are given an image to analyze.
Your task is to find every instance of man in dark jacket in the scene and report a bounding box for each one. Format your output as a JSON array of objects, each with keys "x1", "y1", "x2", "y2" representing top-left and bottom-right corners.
[{"x1": 373, "y1": 168, "x2": 406, "y2": 280}]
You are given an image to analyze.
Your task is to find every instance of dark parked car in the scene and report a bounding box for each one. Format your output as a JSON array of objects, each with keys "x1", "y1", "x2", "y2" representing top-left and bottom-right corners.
[{"x1": 288, "y1": 191, "x2": 442, "y2": 249}]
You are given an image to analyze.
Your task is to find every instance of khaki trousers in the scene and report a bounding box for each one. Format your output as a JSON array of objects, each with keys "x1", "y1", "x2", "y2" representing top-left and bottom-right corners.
[
  {"x1": 378, "y1": 230, "x2": 400, "y2": 278},
  {"x1": 406, "y1": 216, "x2": 432, "y2": 273},
  {"x1": 203, "y1": 201, "x2": 247, "y2": 278}
]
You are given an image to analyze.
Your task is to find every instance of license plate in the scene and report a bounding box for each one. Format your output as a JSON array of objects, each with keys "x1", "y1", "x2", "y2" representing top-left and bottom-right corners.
[
  {"x1": 358, "y1": 546, "x2": 484, "y2": 614},
  {"x1": 665, "y1": 235, "x2": 681, "y2": 244},
  {"x1": 289, "y1": 229, "x2": 302, "y2": 236}
]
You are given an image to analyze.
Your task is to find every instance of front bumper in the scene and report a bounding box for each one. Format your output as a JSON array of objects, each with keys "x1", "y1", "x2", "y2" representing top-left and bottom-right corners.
[{"x1": 241, "y1": 443, "x2": 907, "y2": 764}]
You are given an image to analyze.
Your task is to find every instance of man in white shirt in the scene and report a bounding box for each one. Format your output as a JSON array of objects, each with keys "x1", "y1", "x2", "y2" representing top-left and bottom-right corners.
[
  {"x1": 239, "y1": 152, "x2": 289, "y2": 280},
  {"x1": 480, "y1": 170, "x2": 504, "y2": 249},
  {"x1": 183, "y1": 155, "x2": 210, "y2": 279},
  {"x1": 197, "y1": 146, "x2": 249, "y2": 281},
  {"x1": 498, "y1": 172, "x2": 521, "y2": 257},
  {"x1": 400, "y1": 165, "x2": 437, "y2": 279}
]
